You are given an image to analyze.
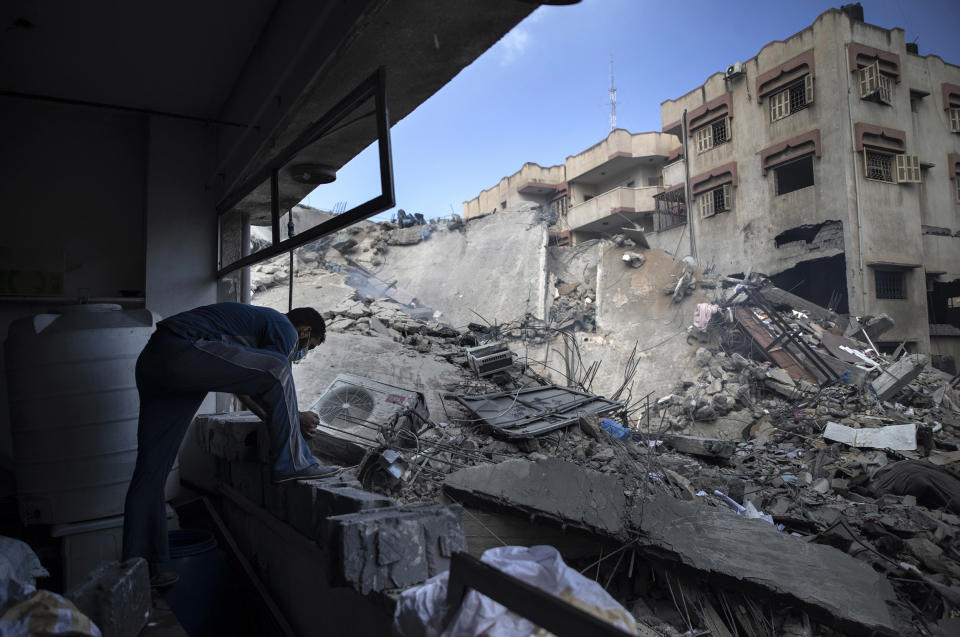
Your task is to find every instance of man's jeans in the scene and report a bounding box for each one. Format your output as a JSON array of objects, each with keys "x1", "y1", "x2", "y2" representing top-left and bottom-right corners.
[{"x1": 121, "y1": 328, "x2": 317, "y2": 564}]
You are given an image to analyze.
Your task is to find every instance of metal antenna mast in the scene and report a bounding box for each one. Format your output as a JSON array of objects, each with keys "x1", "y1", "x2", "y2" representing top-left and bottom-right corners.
[{"x1": 609, "y1": 55, "x2": 617, "y2": 131}]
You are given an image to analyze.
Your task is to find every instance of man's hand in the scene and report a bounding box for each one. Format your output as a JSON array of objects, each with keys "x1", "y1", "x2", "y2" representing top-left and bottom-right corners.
[{"x1": 299, "y1": 411, "x2": 320, "y2": 439}]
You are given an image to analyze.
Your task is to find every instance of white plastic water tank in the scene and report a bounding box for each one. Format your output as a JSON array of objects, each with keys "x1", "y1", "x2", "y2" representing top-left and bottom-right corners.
[{"x1": 5, "y1": 304, "x2": 179, "y2": 525}]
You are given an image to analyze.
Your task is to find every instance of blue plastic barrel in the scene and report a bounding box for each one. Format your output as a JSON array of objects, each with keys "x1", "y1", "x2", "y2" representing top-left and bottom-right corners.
[{"x1": 161, "y1": 529, "x2": 225, "y2": 635}]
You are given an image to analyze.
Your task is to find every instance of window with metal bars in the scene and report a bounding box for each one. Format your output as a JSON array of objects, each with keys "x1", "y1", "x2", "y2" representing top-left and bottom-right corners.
[
  {"x1": 875, "y1": 270, "x2": 905, "y2": 299},
  {"x1": 653, "y1": 189, "x2": 686, "y2": 230},
  {"x1": 769, "y1": 75, "x2": 813, "y2": 122},
  {"x1": 694, "y1": 117, "x2": 731, "y2": 153},
  {"x1": 696, "y1": 184, "x2": 732, "y2": 218},
  {"x1": 711, "y1": 119, "x2": 728, "y2": 146},
  {"x1": 549, "y1": 195, "x2": 568, "y2": 218},
  {"x1": 864, "y1": 150, "x2": 895, "y2": 182}
]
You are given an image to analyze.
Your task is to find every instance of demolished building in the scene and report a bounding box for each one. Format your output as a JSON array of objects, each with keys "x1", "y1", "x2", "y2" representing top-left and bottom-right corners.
[
  {"x1": 4, "y1": 2, "x2": 960, "y2": 637},
  {"x1": 464, "y1": 4, "x2": 960, "y2": 374}
]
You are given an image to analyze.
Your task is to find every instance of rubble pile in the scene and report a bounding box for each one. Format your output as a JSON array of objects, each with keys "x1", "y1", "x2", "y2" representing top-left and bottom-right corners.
[
  {"x1": 548, "y1": 281, "x2": 596, "y2": 332},
  {"x1": 245, "y1": 208, "x2": 960, "y2": 633},
  {"x1": 301, "y1": 271, "x2": 960, "y2": 635}
]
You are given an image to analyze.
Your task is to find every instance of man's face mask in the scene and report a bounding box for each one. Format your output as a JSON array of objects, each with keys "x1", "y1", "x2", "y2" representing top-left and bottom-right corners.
[{"x1": 291, "y1": 327, "x2": 311, "y2": 363}]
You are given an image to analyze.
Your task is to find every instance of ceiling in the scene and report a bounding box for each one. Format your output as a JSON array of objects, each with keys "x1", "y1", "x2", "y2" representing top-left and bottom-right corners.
[
  {"x1": 1, "y1": 0, "x2": 553, "y2": 223},
  {"x1": 0, "y1": 0, "x2": 278, "y2": 119}
]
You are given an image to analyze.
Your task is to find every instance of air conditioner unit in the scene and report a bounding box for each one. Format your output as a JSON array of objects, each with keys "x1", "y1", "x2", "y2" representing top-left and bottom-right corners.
[
  {"x1": 305, "y1": 373, "x2": 427, "y2": 458},
  {"x1": 725, "y1": 62, "x2": 745, "y2": 78},
  {"x1": 465, "y1": 342, "x2": 514, "y2": 377}
]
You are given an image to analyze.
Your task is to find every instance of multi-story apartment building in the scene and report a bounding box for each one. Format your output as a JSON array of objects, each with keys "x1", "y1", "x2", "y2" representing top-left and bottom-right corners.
[
  {"x1": 462, "y1": 129, "x2": 682, "y2": 243},
  {"x1": 660, "y1": 3, "x2": 960, "y2": 362},
  {"x1": 465, "y1": 4, "x2": 960, "y2": 369}
]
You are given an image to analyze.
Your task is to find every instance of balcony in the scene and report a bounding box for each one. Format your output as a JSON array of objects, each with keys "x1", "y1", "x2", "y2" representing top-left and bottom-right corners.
[{"x1": 567, "y1": 186, "x2": 661, "y2": 232}]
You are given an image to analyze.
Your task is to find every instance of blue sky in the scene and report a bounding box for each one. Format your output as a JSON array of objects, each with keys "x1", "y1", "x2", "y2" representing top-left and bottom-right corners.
[{"x1": 302, "y1": 0, "x2": 960, "y2": 221}]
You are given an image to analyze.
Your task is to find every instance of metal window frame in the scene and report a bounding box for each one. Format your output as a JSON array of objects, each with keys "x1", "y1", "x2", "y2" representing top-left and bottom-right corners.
[
  {"x1": 711, "y1": 117, "x2": 729, "y2": 146},
  {"x1": 215, "y1": 67, "x2": 395, "y2": 278},
  {"x1": 875, "y1": 269, "x2": 906, "y2": 300},
  {"x1": 864, "y1": 149, "x2": 895, "y2": 183}
]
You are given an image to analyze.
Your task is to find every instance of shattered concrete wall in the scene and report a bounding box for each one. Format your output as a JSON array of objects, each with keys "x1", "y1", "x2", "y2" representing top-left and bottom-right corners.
[
  {"x1": 358, "y1": 210, "x2": 549, "y2": 328},
  {"x1": 527, "y1": 247, "x2": 711, "y2": 408}
]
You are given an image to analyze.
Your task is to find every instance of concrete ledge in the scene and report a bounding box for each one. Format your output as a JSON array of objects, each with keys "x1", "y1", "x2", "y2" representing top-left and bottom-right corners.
[
  {"x1": 200, "y1": 411, "x2": 466, "y2": 600},
  {"x1": 285, "y1": 481, "x2": 395, "y2": 543},
  {"x1": 195, "y1": 412, "x2": 265, "y2": 461}
]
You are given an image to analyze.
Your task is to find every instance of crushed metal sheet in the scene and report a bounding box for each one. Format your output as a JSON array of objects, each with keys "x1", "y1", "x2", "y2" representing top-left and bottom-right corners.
[{"x1": 449, "y1": 385, "x2": 623, "y2": 439}]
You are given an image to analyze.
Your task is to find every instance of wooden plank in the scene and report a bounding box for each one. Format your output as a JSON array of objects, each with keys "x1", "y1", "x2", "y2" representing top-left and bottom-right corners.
[{"x1": 734, "y1": 307, "x2": 817, "y2": 383}]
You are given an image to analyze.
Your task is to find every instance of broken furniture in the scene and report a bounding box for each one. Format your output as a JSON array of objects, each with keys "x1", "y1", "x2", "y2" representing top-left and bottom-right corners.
[
  {"x1": 731, "y1": 286, "x2": 838, "y2": 384},
  {"x1": 449, "y1": 385, "x2": 623, "y2": 439}
]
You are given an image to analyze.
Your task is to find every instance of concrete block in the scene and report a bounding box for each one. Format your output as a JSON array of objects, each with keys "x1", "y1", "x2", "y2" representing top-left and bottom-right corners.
[
  {"x1": 661, "y1": 434, "x2": 735, "y2": 459},
  {"x1": 871, "y1": 354, "x2": 928, "y2": 402},
  {"x1": 285, "y1": 480, "x2": 395, "y2": 542},
  {"x1": 193, "y1": 412, "x2": 262, "y2": 461},
  {"x1": 67, "y1": 558, "x2": 150, "y2": 637},
  {"x1": 328, "y1": 503, "x2": 465, "y2": 594},
  {"x1": 228, "y1": 460, "x2": 264, "y2": 506},
  {"x1": 262, "y1": 466, "x2": 288, "y2": 521}
]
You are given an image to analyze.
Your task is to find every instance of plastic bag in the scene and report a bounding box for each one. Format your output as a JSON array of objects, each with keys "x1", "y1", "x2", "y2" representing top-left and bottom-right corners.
[{"x1": 393, "y1": 545, "x2": 637, "y2": 636}]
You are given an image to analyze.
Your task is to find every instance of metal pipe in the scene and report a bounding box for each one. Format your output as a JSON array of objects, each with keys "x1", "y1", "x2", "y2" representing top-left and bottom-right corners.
[
  {"x1": 844, "y1": 44, "x2": 866, "y2": 312},
  {"x1": 681, "y1": 108, "x2": 696, "y2": 261}
]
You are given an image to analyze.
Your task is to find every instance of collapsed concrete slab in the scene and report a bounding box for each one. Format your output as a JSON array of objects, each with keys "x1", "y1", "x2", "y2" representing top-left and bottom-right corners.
[
  {"x1": 871, "y1": 354, "x2": 929, "y2": 401},
  {"x1": 445, "y1": 458, "x2": 902, "y2": 636},
  {"x1": 444, "y1": 458, "x2": 627, "y2": 537},
  {"x1": 630, "y1": 495, "x2": 901, "y2": 637},
  {"x1": 660, "y1": 434, "x2": 735, "y2": 460}
]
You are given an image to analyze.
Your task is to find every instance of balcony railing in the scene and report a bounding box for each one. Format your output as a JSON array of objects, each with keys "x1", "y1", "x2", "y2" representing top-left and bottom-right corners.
[{"x1": 567, "y1": 186, "x2": 661, "y2": 231}]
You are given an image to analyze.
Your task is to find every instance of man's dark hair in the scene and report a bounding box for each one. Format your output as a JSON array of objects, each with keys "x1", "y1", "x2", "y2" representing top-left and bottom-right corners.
[{"x1": 286, "y1": 307, "x2": 326, "y2": 344}]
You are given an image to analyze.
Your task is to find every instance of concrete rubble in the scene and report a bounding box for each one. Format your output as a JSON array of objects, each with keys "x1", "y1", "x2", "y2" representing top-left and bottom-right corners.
[
  {"x1": 66, "y1": 559, "x2": 150, "y2": 637},
  {"x1": 230, "y1": 208, "x2": 960, "y2": 635}
]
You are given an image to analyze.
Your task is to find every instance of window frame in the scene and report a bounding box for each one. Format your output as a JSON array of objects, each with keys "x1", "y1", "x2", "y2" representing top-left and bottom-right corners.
[
  {"x1": 895, "y1": 154, "x2": 922, "y2": 183},
  {"x1": 858, "y1": 61, "x2": 893, "y2": 105},
  {"x1": 694, "y1": 117, "x2": 731, "y2": 154},
  {"x1": 697, "y1": 184, "x2": 732, "y2": 218},
  {"x1": 769, "y1": 74, "x2": 814, "y2": 122},
  {"x1": 215, "y1": 68, "x2": 395, "y2": 279},
  {"x1": 862, "y1": 149, "x2": 920, "y2": 184},
  {"x1": 874, "y1": 269, "x2": 906, "y2": 300},
  {"x1": 773, "y1": 155, "x2": 815, "y2": 195},
  {"x1": 863, "y1": 148, "x2": 895, "y2": 183}
]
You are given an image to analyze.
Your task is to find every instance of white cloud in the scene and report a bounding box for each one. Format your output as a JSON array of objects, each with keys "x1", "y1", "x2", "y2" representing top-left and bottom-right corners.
[
  {"x1": 500, "y1": 26, "x2": 531, "y2": 66},
  {"x1": 498, "y1": 6, "x2": 546, "y2": 65}
]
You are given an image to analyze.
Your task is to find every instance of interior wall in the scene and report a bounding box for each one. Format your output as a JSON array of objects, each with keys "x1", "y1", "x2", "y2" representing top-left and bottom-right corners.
[
  {"x1": 0, "y1": 99, "x2": 149, "y2": 468},
  {"x1": 144, "y1": 116, "x2": 220, "y2": 489},
  {"x1": 0, "y1": 99, "x2": 147, "y2": 296}
]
